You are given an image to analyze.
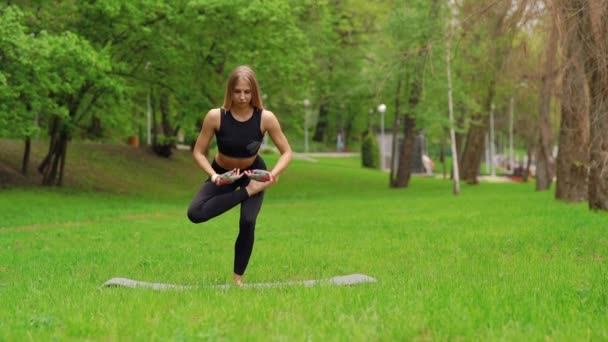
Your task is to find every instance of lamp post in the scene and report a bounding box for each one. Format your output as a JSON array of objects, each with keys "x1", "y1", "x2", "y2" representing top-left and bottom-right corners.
[
  {"x1": 303, "y1": 99, "x2": 310, "y2": 153},
  {"x1": 490, "y1": 103, "x2": 496, "y2": 177},
  {"x1": 509, "y1": 97, "x2": 514, "y2": 174},
  {"x1": 377, "y1": 103, "x2": 387, "y2": 170}
]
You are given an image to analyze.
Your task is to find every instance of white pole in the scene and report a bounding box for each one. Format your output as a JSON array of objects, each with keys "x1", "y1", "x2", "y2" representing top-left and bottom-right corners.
[
  {"x1": 485, "y1": 133, "x2": 490, "y2": 174},
  {"x1": 303, "y1": 99, "x2": 310, "y2": 154},
  {"x1": 446, "y1": 13, "x2": 460, "y2": 194},
  {"x1": 509, "y1": 97, "x2": 514, "y2": 174},
  {"x1": 381, "y1": 111, "x2": 385, "y2": 170},
  {"x1": 378, "y1": 104, "x2": 387, "y2": 170},
  {"x1": 490, "y1": 103, "x2": 496, "y2": 177},
  {"x1": 304, "y1": 117, "x2": 308, "y2": 153}
]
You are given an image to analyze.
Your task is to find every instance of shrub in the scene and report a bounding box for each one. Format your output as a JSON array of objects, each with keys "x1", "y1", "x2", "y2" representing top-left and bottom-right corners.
[{"x1": 361, "y1": 131, "x2": 380, "y2": 169}]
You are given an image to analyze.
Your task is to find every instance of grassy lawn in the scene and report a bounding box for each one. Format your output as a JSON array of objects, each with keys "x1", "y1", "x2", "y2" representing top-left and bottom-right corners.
[{"x1": 1, "y1": 146, "x2": 607, "y2": 340}]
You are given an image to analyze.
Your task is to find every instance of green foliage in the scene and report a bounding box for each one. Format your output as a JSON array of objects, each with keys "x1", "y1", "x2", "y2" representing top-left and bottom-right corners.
[
  {"x1": 1, "y1": 0, "x2": 549, "y2": 166},
  {"x1": 0, "y1": 6, "x2": 39, "y2": 138},
  {"x1": 361, "y1": 131, "x2": 380, "y2": 169},
  {"x1": 0, "y1": 5, "x2": 124, "y2": 142},
  {"x1": 295, "y1": 0, "x2": 386, "y2": 146}
]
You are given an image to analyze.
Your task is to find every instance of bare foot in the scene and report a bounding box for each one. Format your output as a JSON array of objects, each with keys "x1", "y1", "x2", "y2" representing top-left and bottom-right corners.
[
  {"x1": 245, "y1": 179, "x2": 271, "y2": 196},
  {"x1": 233, "y1": 273, "x2": 244, "y2": 287}
]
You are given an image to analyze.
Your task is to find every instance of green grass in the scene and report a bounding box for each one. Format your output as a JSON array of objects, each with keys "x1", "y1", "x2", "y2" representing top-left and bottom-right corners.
[{"x1": 1, "y1": 142, "x2": 607, "y2": 340}]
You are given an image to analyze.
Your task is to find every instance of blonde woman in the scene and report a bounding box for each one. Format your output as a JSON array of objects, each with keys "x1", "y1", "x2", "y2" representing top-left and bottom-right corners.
[{"x1": 187, "y1": 65, "x2": 292, "y2": 287}]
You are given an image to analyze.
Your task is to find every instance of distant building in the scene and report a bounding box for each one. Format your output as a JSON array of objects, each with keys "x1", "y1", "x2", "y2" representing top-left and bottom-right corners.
[{"x1": 375, "y1": 131, "x2": 428, "y2": 173}]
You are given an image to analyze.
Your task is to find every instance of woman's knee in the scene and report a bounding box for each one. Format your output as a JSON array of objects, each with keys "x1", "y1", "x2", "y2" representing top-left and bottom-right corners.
[
  {"x1": 187, "y1": 208, "x2": 209, "y2": 223},
  {"x1": 239, "y1": 216, "x2": 257, "y2": 231}
]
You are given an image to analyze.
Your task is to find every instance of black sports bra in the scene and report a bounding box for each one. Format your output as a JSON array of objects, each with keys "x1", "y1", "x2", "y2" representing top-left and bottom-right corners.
[{"x1": 215, "y1": 108, "x2": 264, "y2": 158}]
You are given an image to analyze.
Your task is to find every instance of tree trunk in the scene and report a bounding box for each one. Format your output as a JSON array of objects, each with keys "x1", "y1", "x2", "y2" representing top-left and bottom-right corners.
[
  {"x1": 460, "y1": 75, "x2": 497, "y2": 184},
  {"x1": 585, "y1": 0, "x2": 608, "y2": 210},
  {"x1": 455, "y1": 112, "x2": 465, "y2": 171},
  {"x1": 313, "y1": 102, "x2": 328, "y2": 143},
  {"x1": 587, "y1": 86, "x2": 608, "y2": 210},
  {"x1": 22, "y1": 137, "x2": 31, "y2": 176},
  {"x1": 394, "y1": 116, "x2": 416, "y2": 187},
  {"x1": 460, "y1": 113, "x2": 490, "y2": 184},
  {"x1": 555, "y1": 57, "x2": 589, "y2": 201},
  {"x1": 38, "y1": 116, "x2": 60, "y2": 175},
  {"x1": 160, "y1": 90, "x2": 173, "y2": 137},
  {"x1": 440, "y1": 133, "x2": 447, "y2": 179},
  {"x1": 389, "y1": 68, "x2": 404, "y2": 186},
  {"x1": 523, "y1": 146, "x2": 534, "y2": 183},
  {"x1": 153, "y1": 89, "x2": 174, "y2": 158},
  {"x1": 40, "y1": 125, "x2": 69, "y2": 186},
  {"x1": 87, "y1": 115, "x2": 102, "y2": 139},
  {"x1": 555, "y1": 0, "x2": 590, "y2": 202},
  {"x1": 393, "y1": 55, "x2": 425, "y2": 188},
  {"x1": 450, "y1": 109, "x2": 465, "y2": 180},
  {"x1": 536, "y1": 15, "x2": 559, "y2": 191}
]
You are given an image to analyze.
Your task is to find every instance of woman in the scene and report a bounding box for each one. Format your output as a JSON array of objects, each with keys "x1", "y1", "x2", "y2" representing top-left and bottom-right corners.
[{"x1": 187, "y1": 65, "x2": 292, "y2": 287}]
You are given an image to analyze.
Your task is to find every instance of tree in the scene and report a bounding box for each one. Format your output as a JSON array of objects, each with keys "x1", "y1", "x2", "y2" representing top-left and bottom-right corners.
[
  {"x1": 458, "y1": 0, "x2": 530, "y2": 184},
  {"x1": 582, "y1": 0, "x2": 608, "y2": 210},
  {"x1": 301, "y1": 0, "x2": 383, "y2": 150},
  {"x1": 36, "y1": 32, "x2": 122, "y2": 185},
  {"x1": 535, "y1": 6, "x2": 559, "y2": 191},
  {"x1": 446, "y1": 0, "x2": 461, "y2": 195},
  {"x1": 389, "y1": 0, "x2": 443, "y2": 188},
  {"x1": 0, "y1": 6, "x2": 36, "y2": 174},
  {"x1": 0, "y1": 6, "x2": 57, "y2": 175},
  {"x1": 554, "y1": 0, "x2": 589, "y2": 202}
]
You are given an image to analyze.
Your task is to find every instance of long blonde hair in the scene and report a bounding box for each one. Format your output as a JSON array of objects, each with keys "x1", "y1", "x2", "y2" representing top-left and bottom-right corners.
[{"x1": 222, "y1": 65, "x2": 264, "y2": 110}]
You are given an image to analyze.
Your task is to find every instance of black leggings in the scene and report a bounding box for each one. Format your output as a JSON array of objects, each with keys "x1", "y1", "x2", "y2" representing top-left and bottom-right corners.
[{"x1": 186, "y1": 156, "x2": 266, "y2": 275}]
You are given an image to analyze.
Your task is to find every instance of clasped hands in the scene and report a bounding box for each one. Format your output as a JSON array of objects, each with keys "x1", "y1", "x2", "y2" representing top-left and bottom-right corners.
[{"x1": 211, "y1": 169, "x2": 275, "y2": 186}]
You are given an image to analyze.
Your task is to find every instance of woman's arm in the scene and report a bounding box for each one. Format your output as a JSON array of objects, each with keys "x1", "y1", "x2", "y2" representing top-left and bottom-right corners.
[
  {"x1": 263, "y1": 110, "x2": 292, "y2": 178},
  {"x1": 192, "y1": 109, "x2": 220, "y2": 178}
]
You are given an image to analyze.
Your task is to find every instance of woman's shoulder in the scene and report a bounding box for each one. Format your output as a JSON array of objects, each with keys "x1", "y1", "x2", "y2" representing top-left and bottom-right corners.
[
  {"x1": 260, "y1": 109, "x2": 281, "y2": 131},
  {"x1": 260, "y1": 109, "x2": 277, "y2": 120},
  {"x1": 205, "y1": 108, "x2": 223, "y2": 120},
  {"x1": 207, "y1": 108, "x2": 223, "y2": 116},
  {"x1": 203, "y1": 108, "x2": 222, "y2": 127}
]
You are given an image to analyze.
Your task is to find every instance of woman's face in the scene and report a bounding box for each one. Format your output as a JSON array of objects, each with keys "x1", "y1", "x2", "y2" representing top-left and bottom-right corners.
[{"x1": 232, "y1": 78, "x2": 252, "y2": 108}]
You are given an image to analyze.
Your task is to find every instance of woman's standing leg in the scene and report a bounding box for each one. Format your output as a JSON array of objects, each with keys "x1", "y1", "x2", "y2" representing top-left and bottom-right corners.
[
  {"x1": 233, "y1": 188, "x2": 265, "y2": 276},
  {"x1": 233, "y1": 156, "x2": 268, "y2": 284}
]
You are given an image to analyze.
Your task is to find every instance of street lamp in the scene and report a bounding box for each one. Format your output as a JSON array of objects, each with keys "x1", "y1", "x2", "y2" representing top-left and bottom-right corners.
[
  {"x1": 377, "y1": 103, "x2": 387, "y2": 170},
  {"x1": 303, "y1": 99, "x2": 310, "y2": 153},
  {"x1": 509, "y1": 97, "x2": 514, "y2": 174},
  {"x1": 490, "y1": 103, "x2": 496, "y2": 177}
]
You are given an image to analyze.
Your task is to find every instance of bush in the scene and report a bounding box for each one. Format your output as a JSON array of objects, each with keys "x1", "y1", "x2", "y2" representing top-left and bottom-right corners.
[{"x1": 361, "y1": 131, "x2": 380, "y2": 169}]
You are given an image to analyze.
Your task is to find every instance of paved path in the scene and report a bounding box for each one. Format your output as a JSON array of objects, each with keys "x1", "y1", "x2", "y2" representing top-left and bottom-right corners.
[{"x1": 292, "y1": 152, "x2": 359, "y2": 161}]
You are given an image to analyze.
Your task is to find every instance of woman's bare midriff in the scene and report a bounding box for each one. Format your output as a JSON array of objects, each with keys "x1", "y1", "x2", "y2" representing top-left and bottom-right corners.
[{"x1": 215, "y1": 153, "x2": 258, "y2": 170}]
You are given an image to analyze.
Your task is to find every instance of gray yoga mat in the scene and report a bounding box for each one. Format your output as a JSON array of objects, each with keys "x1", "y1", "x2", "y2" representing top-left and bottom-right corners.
[{"x1": 102, "y1": 273, "x2": 377, "y2": 290}]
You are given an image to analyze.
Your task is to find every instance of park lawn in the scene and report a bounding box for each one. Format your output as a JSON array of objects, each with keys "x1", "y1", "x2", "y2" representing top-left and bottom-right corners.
[{"x1": 1, "y1": 153, "x2": 607, "y2": 340}]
